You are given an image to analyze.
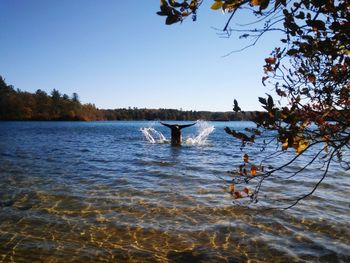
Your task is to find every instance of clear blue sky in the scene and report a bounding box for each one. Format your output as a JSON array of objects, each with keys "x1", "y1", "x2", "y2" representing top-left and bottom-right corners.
[{"x1": 0, "y1": 0, "x2": 281, "y2": 111}]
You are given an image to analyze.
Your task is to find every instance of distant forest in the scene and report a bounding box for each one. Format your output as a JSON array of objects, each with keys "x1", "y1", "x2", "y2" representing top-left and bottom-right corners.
[{"x1": 0, "y1": 76, "x2": 259, "y2": 121}]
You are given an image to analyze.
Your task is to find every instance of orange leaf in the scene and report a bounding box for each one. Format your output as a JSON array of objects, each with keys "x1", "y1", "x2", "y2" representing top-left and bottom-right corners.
[
  {"x1": 265, "y1": 57, "x2": 276, "y2": 64},
  {"x1": 250, "y1": 166, "x2": 257, "y2": 176},
  {"x1": 251, "y1": 0, "x2": 262, "y2": 6}
]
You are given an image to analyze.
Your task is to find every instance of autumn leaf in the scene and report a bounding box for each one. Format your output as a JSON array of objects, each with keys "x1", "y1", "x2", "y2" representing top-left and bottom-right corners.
[
  {"x1": 295, "y1": 11, "x2": 305, "y2": 19},
  {"x1": 265, "y1": 57, "x2": 276, "y2": 64},
  {"x1": 251, "y1": 0, "x2": 261, "y2": 6},
  {"x1": 287, "y1": 49, "x2": 299, "y2": 56},
  {"x1": 282, "y1": 139, "x2": 289, "y2": 150},
  {"x1": 224, "y1": 127, "x2": 255, "y2": 142},
  {"x1": 252, "y1": 129, "x2": 261, "y2": 136},
  {"x1": 258, "y1": 97, "x2": 267, "y2": 105},
  {"x1": 233, "y1": 99, "x2": 241, "y2": 112},
  {"x1": 211, "y1": 1, "x2": 223, "y2": 10},
  {"x1": 267, "y1": 95, "x2": 274, "y2": 109},
  {"x1": 293, "y1": 137, "x2": 309, "y2": 154},
  {"x1": 250, "y1": 166, "x2": 257, "y2": 176},
  {"x1": 166, "y1": 14, "x2": 181, "y2": 25},
  {"x1": 296, "y1": 141, "x2": 308, "y2": 154},
  {"x1": 251, "y1": 0, "x2": 270, "y2": 10},
  {"x1": 189, "y1": 0, "x2": 198, "y2": 10},
  {"x1": 306, "y1": 20, "x2": 326, "y2": 31},
  {"x1": 262, "y1": 76, "x2": 269, "y2": 86},
  {"x1": 243, "y1": 187, "x2": 249, "y2": 194},
  {"x1": 168, "y1": 0, "x2": 182, "y2": 7},
  {"x1": 229, "y1": 184, "x2": 235, "y2": 194},
  {"x1": 324, "y1": 143, "x2": 329, "y2": 153},
  {"x1": 276, "y1": 88, "x2": 287, "y2": 97},
  {"x1": 243, "y1": 153, "x2": 249, "y2": 163},
  {"x1": 259, "y1": 0, "x2": 270, "y2": 10},
  {"x1": 234, "y1": 191, "x2": 242, "y2": 199},
  {"x1": 307, "y1": 74, "x2": 316, "y2": 83}
]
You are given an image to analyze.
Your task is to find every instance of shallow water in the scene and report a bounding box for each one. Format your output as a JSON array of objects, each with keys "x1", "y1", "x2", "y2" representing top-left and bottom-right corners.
[{"x1": 0, "y1": 121, "x2": 349, "y2": 262}]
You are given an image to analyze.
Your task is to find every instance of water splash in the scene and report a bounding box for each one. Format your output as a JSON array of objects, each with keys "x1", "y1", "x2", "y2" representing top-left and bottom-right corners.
[
  {"x1": 140, "y1": 121, "x2": 214, "y2": 145},
  {"x1": 140, "y1": 127, "x2": 167, "y2": 144},
  {"x1": 186, "y1": 121, "x2": 215, "y2": 145}
]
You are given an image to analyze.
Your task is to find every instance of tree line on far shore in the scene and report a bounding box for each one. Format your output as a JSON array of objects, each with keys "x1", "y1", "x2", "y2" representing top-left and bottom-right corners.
[
  {"x1": 0, "y1": 76, "x2": 258, "y2": 121},
  {"x1": 0, "y1": 77, "x2": 103, "y2": 121}
]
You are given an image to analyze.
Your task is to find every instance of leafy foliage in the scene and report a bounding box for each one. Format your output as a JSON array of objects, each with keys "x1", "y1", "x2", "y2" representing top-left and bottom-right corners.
[
  {"x1": 158, "y1": 0, "x2": 350, "y2": 208},
  {"x1": 0, "y1": 77, "x2": 102, "y2": 121},
  {"x1": 0, "y1": 77, "x2": 261, "y2": 121}
]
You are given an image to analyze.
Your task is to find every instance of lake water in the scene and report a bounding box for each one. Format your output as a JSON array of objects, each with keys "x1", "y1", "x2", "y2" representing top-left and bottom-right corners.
[{"x1": 0, "y1": 121, "x2": 349, "y2": 262}]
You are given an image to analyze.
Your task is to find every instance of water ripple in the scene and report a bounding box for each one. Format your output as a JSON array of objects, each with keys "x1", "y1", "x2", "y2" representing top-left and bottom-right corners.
[{"x1": 0, "y1": 121, "x2": 349, "y2": 262}]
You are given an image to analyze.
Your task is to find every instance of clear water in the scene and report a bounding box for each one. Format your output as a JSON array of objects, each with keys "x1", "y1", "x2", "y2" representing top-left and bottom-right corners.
[{"x1": 0, "y1": 121, "x2": 349, "y2": 262}]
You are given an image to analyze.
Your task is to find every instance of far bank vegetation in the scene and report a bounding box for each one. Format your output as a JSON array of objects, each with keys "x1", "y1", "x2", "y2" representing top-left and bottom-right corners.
[{"x1": 0, "y1": 76, "x2": 258, "y2": 122}]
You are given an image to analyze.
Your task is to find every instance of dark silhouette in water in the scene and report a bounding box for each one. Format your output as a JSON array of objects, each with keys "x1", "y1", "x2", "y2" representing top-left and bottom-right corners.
[{"x1": 161, "y1": 122, "x2": 196, "y2": 146}]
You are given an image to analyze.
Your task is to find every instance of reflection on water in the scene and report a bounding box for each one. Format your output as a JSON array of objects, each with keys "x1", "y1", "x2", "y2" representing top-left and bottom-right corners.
[{"x1": 0, "y1": 121, "x2": 349, "y2": 262}]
